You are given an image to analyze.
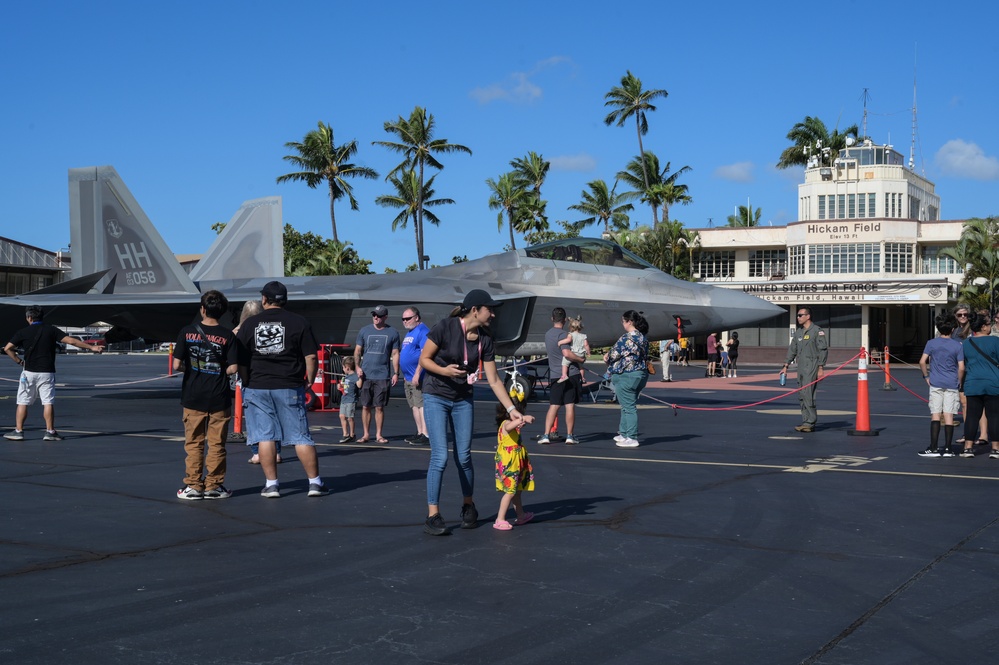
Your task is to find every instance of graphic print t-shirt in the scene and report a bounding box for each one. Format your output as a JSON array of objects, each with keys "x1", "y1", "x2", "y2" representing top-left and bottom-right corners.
[
  {"x1": 355, "y1": 324, "x2": 401, "y2": 380},
  {"x1": 236, "y1": 308, "x2": 318, "y2": 390},
  {"x1": 175, "y1": 323, "x2": 237, "y2": 411}
]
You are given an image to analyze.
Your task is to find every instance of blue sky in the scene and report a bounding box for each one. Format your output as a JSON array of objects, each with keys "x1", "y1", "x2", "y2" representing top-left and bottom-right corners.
[{"x1": 3, "y1": 1, "x2": 997, "y2": 273}]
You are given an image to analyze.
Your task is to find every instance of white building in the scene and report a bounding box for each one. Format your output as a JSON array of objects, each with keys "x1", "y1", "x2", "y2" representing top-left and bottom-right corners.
[{"x1": 692, "y1": 140, "x2": 963, "y2": 365}]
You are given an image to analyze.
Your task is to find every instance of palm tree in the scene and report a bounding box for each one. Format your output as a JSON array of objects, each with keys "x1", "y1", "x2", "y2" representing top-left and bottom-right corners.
[
  {"x1": 276, "y1": 121, "x2": 378, "y2": 243},
  {"x1": 617, "y1": 151, "x2": 692, "y2": 227},
  {"x1": 776, "y1": 116, "x2": 860, "y2": 170},
  {"x1": 375, "y1": 170, "x2": 455, "y2": 268},
  {"x1": 374, "y1": 107, "x2": 472, "y2": 269},
  {"x1": 510, "y1": 151, "x2": 550, "y2": 229},
  {"x1": 487, "y1": 172, "x2": 532, "y2": 249},
  {"x1": 568, "y1": 180, "x2": 634, "y2": 234},
  {"x1": 942, "y1": 216, "x2": 999, "y2": 310},
  {"x1": 604, "y1": 71, "x2": 668, "y2": 224},
  {"x1": 727, "y1": 205, "x2": 762, "y2": 227}
]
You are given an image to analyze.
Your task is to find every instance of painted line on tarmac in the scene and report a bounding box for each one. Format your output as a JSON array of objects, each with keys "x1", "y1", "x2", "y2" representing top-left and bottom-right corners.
[
  {"x1": 50, "y1": 431, "x2": 999, "y2": 483},
  {"x1": 319, "y1": 442, "x2": 999, "y2": 482}
]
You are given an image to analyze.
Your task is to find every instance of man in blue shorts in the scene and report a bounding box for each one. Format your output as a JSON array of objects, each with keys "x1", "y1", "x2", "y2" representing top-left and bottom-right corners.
[
  {"x1": 236, "y1": 281, "x2": 327, "y2": 498},
  {"x1": 353, "y1": 304, "x2": 401, "y2": 443},
  {"x1": 540, "y1": 307, "x2": 586, "y2": 445}
]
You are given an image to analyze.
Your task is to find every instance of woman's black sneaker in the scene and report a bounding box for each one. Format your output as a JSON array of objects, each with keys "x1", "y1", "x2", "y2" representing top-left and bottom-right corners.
[
  {"x1": 460, "y1": 502, "x2": 479, "y2": 529},
  {"x1": 424, "y1": 513, "x2": 449, "y2": 536}
]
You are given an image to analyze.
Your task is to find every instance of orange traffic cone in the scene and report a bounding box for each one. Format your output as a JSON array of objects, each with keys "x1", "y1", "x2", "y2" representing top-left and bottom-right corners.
[
  {"x1": 848, "y1": 347, "x2": 878, "y2": 436},
  {"x1": 880, "y1": 345, "x2": 897, "y2": 391},
  {"x1": 228, "y1": 384, "x2": 245, "y2": 442}
]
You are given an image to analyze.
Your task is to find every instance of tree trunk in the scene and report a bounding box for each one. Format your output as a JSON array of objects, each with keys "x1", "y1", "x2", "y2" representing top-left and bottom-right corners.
[
  {"x1": 328, "y1": 185, "x2": 339, "y2": 243},
  {"x1": 412, "y1": 211, "x2": 421, "y2": 270},
  {"x1": 635, "y1": 116, "x2": 658, "y2": 227},
  {"x1": 508, "y1": 211, "x2": 517, "y2": 250},
  {"x1": 417, "y1": 162, "x2": 425, "y2": 269}
]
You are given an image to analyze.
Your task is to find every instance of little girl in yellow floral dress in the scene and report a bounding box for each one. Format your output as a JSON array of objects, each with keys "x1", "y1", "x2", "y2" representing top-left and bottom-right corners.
[{"x1": 494, "y1": 396, "x2": 536, "y2": 530}]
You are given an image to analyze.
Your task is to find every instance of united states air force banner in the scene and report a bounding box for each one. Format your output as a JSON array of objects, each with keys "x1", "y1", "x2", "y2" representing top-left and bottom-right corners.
[{"x1": 736, "y1": 281, "x2": 948, "y2": 304}]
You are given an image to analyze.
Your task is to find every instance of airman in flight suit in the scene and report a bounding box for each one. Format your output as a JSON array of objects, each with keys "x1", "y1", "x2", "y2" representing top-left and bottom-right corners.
[{"x1": 782, "y1": 307, "x2": 828, "y2": 432}]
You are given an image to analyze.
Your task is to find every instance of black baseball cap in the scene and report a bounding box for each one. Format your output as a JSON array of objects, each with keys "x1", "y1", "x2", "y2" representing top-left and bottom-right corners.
[
  {"x1": 462, "y1": 289, "x2": 502, "y2": 309},
  {"x1": 261, "y1": 280, "x2": 288, "y2": 303}
]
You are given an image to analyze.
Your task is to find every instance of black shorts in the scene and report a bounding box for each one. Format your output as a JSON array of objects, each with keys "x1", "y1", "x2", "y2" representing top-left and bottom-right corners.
[
  {"x1": 359, "y1": 379, "x2": 390, "y2": 408},
  {"x1": 550, "y1": 374, "x2": 581, "y2": 405}
]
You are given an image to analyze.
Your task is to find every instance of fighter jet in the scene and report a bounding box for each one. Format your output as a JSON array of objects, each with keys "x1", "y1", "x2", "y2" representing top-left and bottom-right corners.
[{"x1": 0, "y1": 166, "x2": 782, "y2": 354}]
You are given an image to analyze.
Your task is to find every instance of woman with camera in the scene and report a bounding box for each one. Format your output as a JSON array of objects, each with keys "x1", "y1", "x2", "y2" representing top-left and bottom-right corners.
[{"x1": 418, "y1": 289, "x2": 524, "y2": 536}]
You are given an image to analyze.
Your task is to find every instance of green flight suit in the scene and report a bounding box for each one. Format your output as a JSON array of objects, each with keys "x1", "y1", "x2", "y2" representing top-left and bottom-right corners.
[{"x1": 785, "y1": 323, "x2": 829, "y2": 426}]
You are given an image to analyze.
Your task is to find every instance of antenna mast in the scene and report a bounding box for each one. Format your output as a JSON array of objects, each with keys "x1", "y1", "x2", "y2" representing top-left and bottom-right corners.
[
  {"x1": 909, "y1": 45, "x2": 918, "y2": 172},
  {"x1": 860, "y1": 88, "x2": 871, "y2": 140}
]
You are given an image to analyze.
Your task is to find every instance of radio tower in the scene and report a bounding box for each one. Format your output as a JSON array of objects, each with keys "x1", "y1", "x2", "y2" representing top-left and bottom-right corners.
[{"x1": 909, "y1": 47, "x2": 918, "y2": 171}]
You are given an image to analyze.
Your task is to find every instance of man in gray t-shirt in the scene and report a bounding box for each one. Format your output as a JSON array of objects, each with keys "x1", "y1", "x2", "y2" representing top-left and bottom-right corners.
[
  {"x1": 540, "y1": 307, "x2": 585, "y2": 445},
  {"x1": 353, "y1": 305, "x2": 401, "y2": 442}
]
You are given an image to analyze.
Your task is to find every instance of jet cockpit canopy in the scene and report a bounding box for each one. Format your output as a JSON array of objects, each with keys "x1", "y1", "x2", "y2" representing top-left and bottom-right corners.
[{"x1": 523, "y1": 238, "x2": 655, "y2": 270}]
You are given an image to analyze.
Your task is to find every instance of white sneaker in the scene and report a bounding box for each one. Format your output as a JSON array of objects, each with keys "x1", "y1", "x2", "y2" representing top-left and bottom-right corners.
[
  {"x1": 613, "y1": 435, "x2": 625, "y2": 442},
  {"x1": 616, "y1": 438, "x2": 639, "y2": 448}
]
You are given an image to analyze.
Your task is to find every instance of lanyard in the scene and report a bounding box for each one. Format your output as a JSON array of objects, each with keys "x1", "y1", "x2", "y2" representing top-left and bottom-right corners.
[{"x1": 459, "y1": 318, "x2": 482, "y2": 368}]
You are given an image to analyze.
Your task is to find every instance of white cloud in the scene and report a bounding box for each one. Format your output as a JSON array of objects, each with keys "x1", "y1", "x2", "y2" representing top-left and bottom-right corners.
[
  {"x1": 549, "y1": 153, "x2": 596, "y2": 172},
  {"x1": 713, "y1": 161, "x2": 754, "y2": 183},
  {"x1": 469, "y1": 57, "x2": 572, "y2": 105},
  {"x1": 935, "y1": 139, "x2": 999, "y2": 180}
]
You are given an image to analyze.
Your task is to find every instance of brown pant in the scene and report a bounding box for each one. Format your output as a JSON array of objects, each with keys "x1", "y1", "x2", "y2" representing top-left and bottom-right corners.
[{"x1": 182, "y1": 408, "x2": 231, "y2": 491}]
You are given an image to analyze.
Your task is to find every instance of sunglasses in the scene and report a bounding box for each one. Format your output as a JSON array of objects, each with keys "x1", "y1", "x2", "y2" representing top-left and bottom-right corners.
[
  {"x1": 401, "y1": 315, "x2": 416, "y2": 322},
  {"x1": 956, "y1": 313, "x2": 969, "y2": 317},
  {"x1": 796, "y1": 313, "x2": 808, "y2": 318}
]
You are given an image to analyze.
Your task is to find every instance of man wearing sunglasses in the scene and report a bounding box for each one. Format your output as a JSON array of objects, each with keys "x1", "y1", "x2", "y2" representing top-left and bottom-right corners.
[
  {"x1": 354, "y1": 305, "x2": 401, "y2": 443},
  {"x1": 782, "y1": 307, "x2": 828, "y2": 433},
  {"x1": 400, "y1": 307, "x2": 430, "y2": 446}
]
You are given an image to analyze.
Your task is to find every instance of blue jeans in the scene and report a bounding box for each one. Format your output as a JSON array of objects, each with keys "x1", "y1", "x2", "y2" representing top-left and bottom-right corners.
[
  {"x1": 611, "y1": 370, "x2": 648, "y2": 439},
  {"x1": 424, "y1": 394, "x2": 474, "y2": 506}
]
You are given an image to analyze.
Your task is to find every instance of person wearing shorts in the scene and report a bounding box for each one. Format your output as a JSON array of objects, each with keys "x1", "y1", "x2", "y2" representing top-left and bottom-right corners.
[
  {"x1": 918, "y1": 313, "x2": 965, "y2": 457},
  {"x1": 236, "y1": 280, "x2": 327, "y2": 498},
  {"x1": 540, "y1": 307, "x2": 585, "y2": 445},
  {"x1": 354, "y1": 305, "x2": 401, "y2": 443},
  {"x1": 4, "y1": 305, "x2": 103, "y2": 441},
  {"x1": 401, "y1": 306, "x2": 430, "y2": 445}
]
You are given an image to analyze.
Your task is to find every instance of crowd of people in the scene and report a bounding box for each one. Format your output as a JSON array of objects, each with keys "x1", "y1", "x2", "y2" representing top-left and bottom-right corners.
[
  {"x1": 12, "y1": 284, "x2": 999, "y2": 534},
  {"x1": 919, "y1": 303, "x2": 999, "y2": 459}
]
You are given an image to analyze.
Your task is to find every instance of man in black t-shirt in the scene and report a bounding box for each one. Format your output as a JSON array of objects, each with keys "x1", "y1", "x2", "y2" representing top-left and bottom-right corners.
[
  {"x1": 4, "y1": 305, "x2": 103, "y2": 441},
  {"x1": 173, "y1": 290, "x2": 238, "y2": 500},
  {"x1": 236, "y1": 281, "x2": 327, "y2": 498}
]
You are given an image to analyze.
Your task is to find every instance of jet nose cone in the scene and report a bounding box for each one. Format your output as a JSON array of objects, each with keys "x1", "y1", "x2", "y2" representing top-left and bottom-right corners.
[{"x1": 709, "y1": 288, "x2": 784, "y2": 329}]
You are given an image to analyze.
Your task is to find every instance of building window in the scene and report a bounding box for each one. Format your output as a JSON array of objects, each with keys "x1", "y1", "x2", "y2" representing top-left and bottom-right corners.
[
  {"x1": 868, "y1": 193, "x2": 876, "y2": 218},
  {"x1": 696, "y1": 251, "x2": 735, "y2": 278},
  {"x1": 921, "y1": 246, "x2": 961, "y2": 274},
  {"x1": 883, "y1": 243, "x2": 914, "y2": 273},
  {"x1": 837, "y1": 194, "x2": 846, "y2": 219},
  {"x1": 848, "y1": 194, "x2": 856, "y2": 218},
  {"x1": 789, "y1": 246, "x2": 806, "y2": 275},
  {"x1": 749, "y1": 249, "x2": 787, "y2": 278},
  {"x1": 858, "y1": 193, "x2": 866, "y2": 218},
  {"x1": 818, "y1": 195, "x2": 826, "y2": 220},
  {"x1": 808, "y1": 243, "x2": 880, "y2": 274}
]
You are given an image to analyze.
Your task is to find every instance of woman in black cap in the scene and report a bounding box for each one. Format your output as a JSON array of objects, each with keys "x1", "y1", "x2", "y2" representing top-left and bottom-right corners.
[{"x1": 418, "y1": 289, "x2": 524, "y2": 536}]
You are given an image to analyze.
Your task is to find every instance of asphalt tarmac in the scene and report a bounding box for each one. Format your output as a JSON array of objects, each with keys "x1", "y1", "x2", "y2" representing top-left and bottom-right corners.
[{"x1": 2, "y1": 354, "x2": 998, "y2": 664}]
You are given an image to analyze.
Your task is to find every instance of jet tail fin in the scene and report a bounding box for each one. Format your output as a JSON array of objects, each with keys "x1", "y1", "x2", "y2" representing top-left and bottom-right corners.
[
  {"x1": 189, "y1": 197, "x2": 283, "y2": 282},
  {"x1": 69, "y1": 166, "x2": 199, "y2": 295}
]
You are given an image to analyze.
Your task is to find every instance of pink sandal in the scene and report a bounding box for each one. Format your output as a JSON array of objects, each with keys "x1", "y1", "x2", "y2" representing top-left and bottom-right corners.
[
  {"x1": 493, "y1": 520, "x2": 513, "y2": 531},
  {"x1": 515, "y1": 512, "x2": 534, "y2": 526}
]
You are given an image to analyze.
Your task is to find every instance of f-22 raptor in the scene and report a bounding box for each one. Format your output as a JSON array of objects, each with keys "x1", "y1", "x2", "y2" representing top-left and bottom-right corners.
[{"x1": 0, "y1": 166, "x2": 782, "y2": 355}]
